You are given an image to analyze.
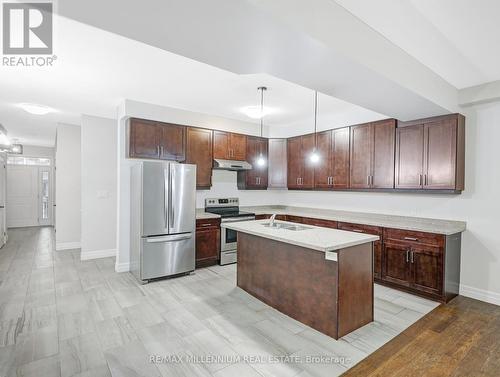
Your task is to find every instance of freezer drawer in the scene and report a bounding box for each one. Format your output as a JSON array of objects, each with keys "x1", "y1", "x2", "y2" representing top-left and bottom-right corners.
[{"x1": 139, "y1": 233, "x2": 195, "y2": 281}]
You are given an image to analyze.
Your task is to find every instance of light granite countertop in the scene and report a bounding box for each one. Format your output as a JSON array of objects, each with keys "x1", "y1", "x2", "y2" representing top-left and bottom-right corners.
[
  {"x1": 195, "y1": 209, "x2": 220, "y2": 220},
  {"x1": 240, "y1": 205, "x2": 466, "y2": 235},
  {"x1": 221, "y1": 219, "x2": 379, "y2": 255}
]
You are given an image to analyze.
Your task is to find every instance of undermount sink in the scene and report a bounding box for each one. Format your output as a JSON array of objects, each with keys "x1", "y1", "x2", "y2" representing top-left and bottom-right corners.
[{"x1": 262, "y1": 223, "x2": 312, "y2": 231}]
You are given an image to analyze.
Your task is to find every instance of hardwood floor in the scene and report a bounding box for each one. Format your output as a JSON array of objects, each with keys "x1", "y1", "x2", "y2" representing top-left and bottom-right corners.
[
  {"x1": 342, "y1": 295, "x2": 500, "y2": 376},
  {"x1": 0, "y1": 227, "x2": 473, "y2": 377}
]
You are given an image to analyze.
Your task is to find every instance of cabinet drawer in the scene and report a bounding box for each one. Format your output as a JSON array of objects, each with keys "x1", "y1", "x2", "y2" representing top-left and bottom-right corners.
[
  {"x1": 302, "y1": 217, "x2": 338, "y2": 228},
  {"x1": 337, "y1": 222, "x2": 383, "y2": 237},
  {"x1": 384, "y1": 228, "x2": 444, "y2": 247},
  {"x1": 286, "y1": 215, "x2": 303, "y2": 223},
  {"x1": 255, "y1": 214, "x2": 271, "y2": 220},
  {"x1": 196, "y1": 218, "x2": 221, "y2": 229}
]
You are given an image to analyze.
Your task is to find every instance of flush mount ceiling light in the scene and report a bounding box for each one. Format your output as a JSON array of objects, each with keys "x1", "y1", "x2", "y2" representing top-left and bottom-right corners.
[
  {"x1": 10, "y1": 139, "x2": 23, "y2": 154},
  {"x1": 241, "y1": 105, "x2": 272, "y2": 119},
  {"x1": 17, "y1": 103, "x2": 56, "y2": 115},
  {"x1": 256, "y1": 86, "x2": 267, "y2": 167},
  {"x1": 310, "y1": 91, "x2": 320, "y2": 164}
]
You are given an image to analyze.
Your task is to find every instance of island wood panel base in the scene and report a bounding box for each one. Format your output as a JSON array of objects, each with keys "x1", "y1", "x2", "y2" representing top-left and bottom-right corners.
[{"x1": 236, "y1": 233, "x2": 374, "y2": 339}]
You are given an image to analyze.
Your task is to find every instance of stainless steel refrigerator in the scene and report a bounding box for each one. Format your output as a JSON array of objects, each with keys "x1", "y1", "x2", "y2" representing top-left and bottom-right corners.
[{"x1": 130, "y1": 161, "x2": 196, "y2": 283}]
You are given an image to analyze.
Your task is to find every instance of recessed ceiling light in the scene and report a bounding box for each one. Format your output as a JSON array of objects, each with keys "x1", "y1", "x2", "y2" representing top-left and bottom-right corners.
[
  {"x1": 17, "y1": 103, "x2": 56, "y2": 115},
  {"x1": 241, "y1": 105, "x2": 273, "y2": 119}
]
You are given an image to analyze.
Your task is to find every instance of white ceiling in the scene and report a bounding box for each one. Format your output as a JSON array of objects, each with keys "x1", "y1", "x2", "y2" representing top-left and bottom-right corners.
[
  {"x1": 334, "y1": 0, "x2": 500, "y2": 89},
  {"x1": 3, "y1": 1, "x2": 500, "y2": 146},
  {"x1": 0, "y1": 13, "x2": 384, "y2": 146}
]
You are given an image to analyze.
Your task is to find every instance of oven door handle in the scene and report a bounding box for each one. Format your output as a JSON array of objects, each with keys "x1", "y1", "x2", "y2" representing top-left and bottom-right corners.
[{"x1": 221, "y1": 217, "x2": 255, "y2": 223}]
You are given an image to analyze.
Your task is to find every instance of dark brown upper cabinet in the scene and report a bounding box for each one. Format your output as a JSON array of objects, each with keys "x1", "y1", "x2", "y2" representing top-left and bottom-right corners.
[
  {"x1": 129, "y1": 118, "x2": 161, "y2": 159},
  {"x1": 314, "y1": 127, "x2": 350, "y2": 189},
  {"x1": 129, "y1": 118, "x2": 186, "y2": 161},
  {"x1": 237, "y1": 136, "x2": 268, "y2": 190},
  {"x1": 395, "y1": 114, "x2": 465, "y2": 191},
  {"x1": 213, "y1": 131, "x2": 247, "y2": 161},
  {"x1": 159, "y1": 123, "x2": 186, "y2": 161},
  {"x1": 287, "y1": 134, "x2": 315, "y2": 189},
  {"x1": 185, "y1": 127, "x2": 213, "y2": 189},
  {"x1": 350, "y1": 119, "x2": 396, "y2": 189}
]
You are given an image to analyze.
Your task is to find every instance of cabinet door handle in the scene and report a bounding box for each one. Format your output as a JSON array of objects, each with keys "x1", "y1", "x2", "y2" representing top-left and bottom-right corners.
[
  {"x1": 296, "y1": 178, "x2": 299, "y2": 185},
  {"x1": 367, "y1": 175, "x2": 370, "y2": 185},
  {"x1": 200, "y1": 223, "x2": 212, "y2": 227},
  {"x1": 411, "y1": 251, "x2": 415, "y2": 263},
  {"x1": 404, "y1": 237, "x2": 418, "y2": 241},
  {"x1": 419, "y1": 174, "x2": 423, "y2": 186},
  {"x1": 424, "y1": 174, "x2": 428, "y2": 186},
  {"x1": 406, "y1": 249, "x2": 410, "y2": 263},
  {"x1": 157, "y1": 145, "x2": 160, "y2": 156},
  {"x1": 370, "y1": 175, "x2": 374, "y2": 186},
  {"x1": 331, "y1": 176, "x2": 334, "y2": 186},
  {"x1": 300, "y1": 177, "x2": 303, "y2": 185},
  {"x1": 351, "y1": 229, "x2": 364, "y2": 233}
]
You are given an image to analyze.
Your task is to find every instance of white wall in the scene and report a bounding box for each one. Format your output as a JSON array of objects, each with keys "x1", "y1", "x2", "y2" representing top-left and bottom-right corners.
[
  {"x1": 55, "y1": 123, "x2": 81, "y2": 250},
  {"x1": 81, "y1": 115, "x2": 117, "y2": 260},
  {"x1": 196, "y1": 170, "x2": 282, "y2": 208}
]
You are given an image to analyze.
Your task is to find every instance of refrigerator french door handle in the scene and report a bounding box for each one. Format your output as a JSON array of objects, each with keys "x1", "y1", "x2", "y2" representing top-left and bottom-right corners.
[
  {"x1": 164, "y1": 168, "x2": 169, "y2": 229},
  {"x1": 169, "y1": 165, "x2": 175, "y2": 229}
]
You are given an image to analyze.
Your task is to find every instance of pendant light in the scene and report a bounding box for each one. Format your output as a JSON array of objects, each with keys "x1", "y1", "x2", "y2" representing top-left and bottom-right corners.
[
  {"x1": 256, "y1": 86, "x2": 267, "y2": 167},
  {"x1": 310, "y1": 91, "x2": 320, "y2": 163}
]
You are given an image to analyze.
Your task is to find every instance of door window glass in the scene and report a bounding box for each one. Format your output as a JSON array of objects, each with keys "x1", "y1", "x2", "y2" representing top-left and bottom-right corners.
[
  {"x1": 7, "y1": 156, "x2": 51, "y2": 166},
  {"x1": 41, "y1": 171, "x2": 49, "y2": 220},
  {"x1": 226, "y1": 228, "x2": 237, "y2": 244}
]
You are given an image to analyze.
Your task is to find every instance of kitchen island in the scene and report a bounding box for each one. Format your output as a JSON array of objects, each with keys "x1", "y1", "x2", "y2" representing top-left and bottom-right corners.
[{"x1": 222, "y1": 219, "x2": 379, "y2": 339}]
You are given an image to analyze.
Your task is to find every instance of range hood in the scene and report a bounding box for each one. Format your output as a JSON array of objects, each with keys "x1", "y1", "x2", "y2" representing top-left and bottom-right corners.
[{"x1": 213, "y1": 159, "x2": 252, "y2": 171}]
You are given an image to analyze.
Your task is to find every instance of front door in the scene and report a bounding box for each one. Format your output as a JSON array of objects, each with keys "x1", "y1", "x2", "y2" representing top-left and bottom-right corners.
[{"x1": 7, "y1": 165, "x2": 39, "y2": 227}]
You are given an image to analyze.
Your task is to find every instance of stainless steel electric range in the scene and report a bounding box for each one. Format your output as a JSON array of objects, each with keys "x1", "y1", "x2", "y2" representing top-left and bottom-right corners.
[{"x1": 204, "y1": 198, "x2": 255, "y2": 265}]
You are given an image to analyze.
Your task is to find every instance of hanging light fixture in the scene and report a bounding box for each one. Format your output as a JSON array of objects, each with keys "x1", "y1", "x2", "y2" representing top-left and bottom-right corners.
[
  {"x1": 256, "y1": 86, "x2": 267, "y2": 167},
  {"x1": 310, "y1": 91, "x2": 320, "y2": 163}
]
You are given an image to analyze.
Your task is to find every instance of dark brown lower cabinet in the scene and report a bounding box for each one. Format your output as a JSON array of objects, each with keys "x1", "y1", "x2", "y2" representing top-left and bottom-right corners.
[
  {"x1": 382, "y1": 240, "x2": 442, "y2": 297},
  {"x1": 338, "y1": 222, "x2": 383, "y2": 280},
  {"x1": 411, "y1": 245, "x2": 442, "y2": 296},
  {"x1": 381, "y1": 229, "x2": 459, "y2": 302},
  {"x1": 195, "y1": 218, "x2": 220, "y2": 268},
  {"x1": 253, "y1": 213, "x2": 460, "y2": 303},
  {"x1": 382, "y1": 241, "x2": 412, "y2": 287},
  {"x1": 301, "y1": 217, "x2": 338, "y2": 228},
  {"x1": 285, "y1": 215, "x2": 303, "y2": 223},
  {"x1": 255, "y1": 214, "x2": 270, "y2": 220}
]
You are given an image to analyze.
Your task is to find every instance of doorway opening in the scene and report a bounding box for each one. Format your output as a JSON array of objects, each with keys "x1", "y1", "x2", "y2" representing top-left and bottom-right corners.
[{"x1": 7, "y1": 156, "x2": 54, "y2": 228}]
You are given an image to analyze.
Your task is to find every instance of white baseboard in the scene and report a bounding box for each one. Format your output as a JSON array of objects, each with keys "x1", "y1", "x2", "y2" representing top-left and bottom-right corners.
[
  {"x1": 115, "y1": 262, "x2": 130, "y2": 272},
  {"x1": 460, "y1": 284, "x2": 500, "y2": 306},
  {"x1": 80, "y1": 248, "x2": 116, "y2": 261},
  {"x1": 56, "y1": 241, "x2": 81, "y2": 251}
]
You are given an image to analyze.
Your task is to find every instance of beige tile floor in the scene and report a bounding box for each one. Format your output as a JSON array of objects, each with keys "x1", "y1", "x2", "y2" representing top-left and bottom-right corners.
[{"x1": 0, "y1": 227, "x2": 439, "y2": 377}]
